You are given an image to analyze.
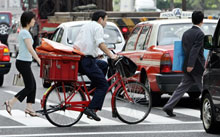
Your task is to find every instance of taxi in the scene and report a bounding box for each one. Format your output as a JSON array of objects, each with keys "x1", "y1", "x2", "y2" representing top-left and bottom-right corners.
[
  {"x1": 119, "y1": 9, "x2": 218, "y2": 104},
  {"x1": 0, "y1": 42, "x2": 11, "y2": 86}
]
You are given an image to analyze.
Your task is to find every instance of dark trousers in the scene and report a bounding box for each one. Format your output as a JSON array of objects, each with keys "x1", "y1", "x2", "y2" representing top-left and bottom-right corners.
[
  {"x1": 15, "y1": 60, "x2": 36, "y2": 103},
  {"x1": 79, "y1": 56, "x2": 109, "y2": 110},
  {"x1": 163, "y1": 72, "x2": 202, "y2": 110}
]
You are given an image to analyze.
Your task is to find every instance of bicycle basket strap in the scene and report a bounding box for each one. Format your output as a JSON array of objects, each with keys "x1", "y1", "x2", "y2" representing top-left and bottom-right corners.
[{"x1": 115, "y1": 56, "x2": 137, "y2": 78}]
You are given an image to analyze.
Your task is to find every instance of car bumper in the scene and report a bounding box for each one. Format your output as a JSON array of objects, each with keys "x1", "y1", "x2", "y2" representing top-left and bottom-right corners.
[
  {"x1": 0, "y1": 62, "x2": 11, "y2": 74},
  {"x1": 156, "y1": 73, "x2": 200, "y2": 93}
]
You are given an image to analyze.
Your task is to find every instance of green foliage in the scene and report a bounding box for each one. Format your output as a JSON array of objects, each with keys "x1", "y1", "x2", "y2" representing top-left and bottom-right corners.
[{"x1": 157, "y1": 0, "x2": 220, "y2": 10}]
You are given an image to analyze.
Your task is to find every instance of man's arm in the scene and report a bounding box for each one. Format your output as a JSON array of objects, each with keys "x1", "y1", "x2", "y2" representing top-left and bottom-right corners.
[
  {"x1": 99, "y1": 43, "x2": 118, "y2": 59},
  {"x1": 187, "y1": 32, "x2": 204, "y2": 72}
]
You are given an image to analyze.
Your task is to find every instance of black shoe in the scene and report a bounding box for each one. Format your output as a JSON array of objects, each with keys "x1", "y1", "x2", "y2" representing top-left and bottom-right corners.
[
  {"x1": 83, "y1": 108, "x2": 101, "y2": 121},
  {"x1": 162, "y1": 108, "x2": 176, "y2": 117}
]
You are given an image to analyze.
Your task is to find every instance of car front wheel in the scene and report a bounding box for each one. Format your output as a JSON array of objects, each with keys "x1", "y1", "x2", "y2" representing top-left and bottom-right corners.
[
  {"x1": 202, "y1": 93, "x2": 220, "y2": 134},
  {"x1": 0, "y1": 75, "x2": 4, "y2": 86}
]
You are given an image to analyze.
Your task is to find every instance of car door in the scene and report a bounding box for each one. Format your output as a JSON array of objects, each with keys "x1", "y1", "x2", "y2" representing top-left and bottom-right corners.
[{"x1": 208, "y1": 20, "x2": 220, "y2": 106}]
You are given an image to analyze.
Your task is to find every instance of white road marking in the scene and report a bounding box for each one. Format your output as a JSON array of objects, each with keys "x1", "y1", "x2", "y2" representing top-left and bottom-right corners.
[
  {"x1": 2, "y1": 90, "x2": 41, "y2": 104},
  {"x1": 103, "y1": 107, "x2": 181, "y2": 123},
  {"x1": 0, "y1": 110, "x2": 53, "y2": 127},
  {"x1": 1, "y1": 90, "x2": 201, "y2": 127},
  {"x1": 174, "y1": 108, "x2": 200, "y2": 118},
  {"x1": 0, "y1": 130, "x2": 205, "y2": 137},
  {"x1": 155, "y1": 107, "x2": 200, "y2": 118}
]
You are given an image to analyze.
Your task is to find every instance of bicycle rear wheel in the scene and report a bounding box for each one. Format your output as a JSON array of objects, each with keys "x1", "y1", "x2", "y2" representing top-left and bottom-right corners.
[
  {"x1": 114, "y1": 81, "x2": 152, "y2": 124},
  {"x1": 43, "y1": 84, "x2": 85, "y2": 127}
]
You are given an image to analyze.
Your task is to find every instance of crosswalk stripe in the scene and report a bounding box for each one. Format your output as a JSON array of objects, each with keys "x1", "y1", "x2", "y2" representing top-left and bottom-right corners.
[
  {"x1": 51, "y1": 110, "x2": 122, "y2": 125},
  {"x1": 174, "y1": 108, "x2": 200, "y2": 118},
  {"x1": 3, "y1": 90, "x2": 41, "y2": 104},
  {"x1": 80, "y1": 115, "x2": 122, "y2": 125},
  {"x1": 146, "y1": 113, "x2": 181, "y2": 123},
  {"x1": 0, "y1": 110, "x2": 53, "y2": 127},
  {"x1": 0, "y1": 107, "x2": 202, "y2": 127},
  {"x1": 1, "y1": 90, "x2": 201, "y2": 126},
  {"x1": 102, "y1": 107, "x2": 181, "y2": 123}
]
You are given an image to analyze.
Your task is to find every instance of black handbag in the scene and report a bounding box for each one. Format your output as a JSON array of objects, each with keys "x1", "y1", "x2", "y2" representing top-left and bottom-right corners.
[{"x1": 115, "y1": 56, "x2": 137, "y2": 78}]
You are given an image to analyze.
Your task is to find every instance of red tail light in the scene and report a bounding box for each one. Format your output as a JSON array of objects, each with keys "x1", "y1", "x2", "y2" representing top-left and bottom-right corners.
[
  {"x1": 160, "y1": 53, "x2": 172, "y2": 73},
  {"x1": 121, "y1": 27, "x2": 128, "y2": 33},
  {"x1": 2, "y1": 47, "x2": 10, "y2": 61}
]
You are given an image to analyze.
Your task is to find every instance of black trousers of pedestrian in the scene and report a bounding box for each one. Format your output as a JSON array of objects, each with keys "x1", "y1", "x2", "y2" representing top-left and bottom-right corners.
[
  {"x1": 163, "y1": 72, "x2": 202, "y2": 110},
  {"x1": 79, "y1": 56, "x2": 109, "y2": 110},
  {"x1": 15, "y1": 60, "x2": 36, "y2": 103}
]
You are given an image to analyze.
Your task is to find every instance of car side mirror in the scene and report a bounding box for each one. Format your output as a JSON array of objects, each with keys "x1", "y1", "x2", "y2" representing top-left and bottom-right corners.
[{"x1": 204, "y1": 35, "x2": 213, "y2": 50}]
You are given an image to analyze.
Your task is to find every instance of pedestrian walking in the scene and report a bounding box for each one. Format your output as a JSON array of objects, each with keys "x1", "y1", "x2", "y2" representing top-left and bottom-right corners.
[
  {"x1": 3, "y1": 11, "x2": 41, "y2": 117},
  {"x1": 163, "y1": 11, "x2": 205, "y2": 117},
  {"x1": 73, "y1": 10, "x2": 118, "y2": 121}
]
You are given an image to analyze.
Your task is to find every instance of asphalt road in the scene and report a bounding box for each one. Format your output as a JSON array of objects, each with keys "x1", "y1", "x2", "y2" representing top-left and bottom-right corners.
[{"x1": 0, "y1": 58, "x2": 219, "y2": 137}]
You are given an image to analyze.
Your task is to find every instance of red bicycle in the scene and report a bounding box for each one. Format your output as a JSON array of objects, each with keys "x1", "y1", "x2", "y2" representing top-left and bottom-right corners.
[{"x1": 39, "y1": 55, "x2": 152, "y2": 127}]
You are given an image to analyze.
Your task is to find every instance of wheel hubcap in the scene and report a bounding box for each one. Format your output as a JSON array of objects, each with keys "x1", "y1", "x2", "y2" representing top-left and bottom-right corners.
[
  {"x1": 203, "y1": 98, "x2": 212, "y2": 129},
  {"x1": 0, "y1": 24, "x2": 9, "y2": 35}
]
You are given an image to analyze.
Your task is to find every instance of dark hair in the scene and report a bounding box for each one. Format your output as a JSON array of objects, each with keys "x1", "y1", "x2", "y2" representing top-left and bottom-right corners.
[
  {"x1": 192, "y1": 11, "x2": 204, "y2": 25},
  {"x1": 20, "y1": 11, "x2": 35, "y2": 27},
  {"x1": 92, "y1": 10, "x2": 107, "y2": 21}
]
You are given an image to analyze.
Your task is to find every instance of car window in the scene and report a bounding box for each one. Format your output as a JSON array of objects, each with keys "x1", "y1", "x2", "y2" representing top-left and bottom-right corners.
[
  {"x1": 52, "y1": 28, "x2": 60, "y2": 41},
  {"x1": 136, "y1": 26, "x2": 151, "y2": 50},
  {"x1": 104, "y1": 25, "x2": 122, "y2": 44},
  {"x1": 67, "y1": 25, "x2": 82, "y2": 44},
  {"x1": 52, "y1": 28, "x2": 64, "y2": 43},
  {"x1": 56, "y1": 28, "x2": 64, "y2": 42},
  {"x1": 0, "y1": 14, "x2": 10, "y2": 24},
  {"x1": 125, "y1": 26, "x2": 141, "y2": 51},
  {"x1": 67, "y1": 24, "x2": 123, "y2": 45},
  {"x1": 157, "y1": 23, "x2": 217, "y2": 46}
]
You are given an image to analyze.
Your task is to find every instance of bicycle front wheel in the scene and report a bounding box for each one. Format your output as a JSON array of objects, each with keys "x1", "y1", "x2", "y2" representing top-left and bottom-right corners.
[
  {"x1": 114, "y1": 81, "x2": 152, "y2": 124},
  {"x1": 43, "y1": 84, "x2": 85, "y2": 127}
]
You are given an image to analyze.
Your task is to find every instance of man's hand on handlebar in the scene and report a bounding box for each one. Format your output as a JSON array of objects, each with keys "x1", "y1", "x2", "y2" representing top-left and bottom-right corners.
[{"x1": 110, "y1": 54, "x2": 119, "y2": 60}]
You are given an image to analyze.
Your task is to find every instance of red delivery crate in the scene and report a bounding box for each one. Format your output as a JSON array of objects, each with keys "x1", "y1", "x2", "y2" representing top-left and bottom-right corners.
[{"x1": 39, "y1": 53, "x2": 81, "y2": 81}]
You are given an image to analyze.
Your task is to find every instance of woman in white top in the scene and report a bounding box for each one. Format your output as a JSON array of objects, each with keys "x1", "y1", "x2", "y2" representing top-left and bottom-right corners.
[{"x1": 3, "y1": 11, "x2": 41, "y2": 117}]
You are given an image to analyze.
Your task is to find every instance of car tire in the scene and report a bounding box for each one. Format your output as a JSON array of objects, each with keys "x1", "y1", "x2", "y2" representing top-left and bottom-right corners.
[
  {"x1": 202, "y1": 93, "x2": 220, "y2": 134},
  {"x1": 188, "y1": 92, "x2": 201, "y2": 99},
  {"x1": 42, "y1": 79, "x2": 51, "y2": 88},
  {"x1": 145, "y1": 77, "x2": 161, "y2": 106},
  {"x1": 0, "y1": 75, "x2": 4, "y2": 87}
]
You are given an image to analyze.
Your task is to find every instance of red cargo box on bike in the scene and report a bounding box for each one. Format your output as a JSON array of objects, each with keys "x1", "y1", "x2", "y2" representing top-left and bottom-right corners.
[{"x1": 39, "y1": 53, "x2": 81, "y2": 81}]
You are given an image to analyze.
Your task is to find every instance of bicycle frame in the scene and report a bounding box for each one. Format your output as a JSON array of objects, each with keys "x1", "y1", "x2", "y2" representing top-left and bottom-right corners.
[{"x1": 40, "y1": 71, "x2": 133, "y2": 116}]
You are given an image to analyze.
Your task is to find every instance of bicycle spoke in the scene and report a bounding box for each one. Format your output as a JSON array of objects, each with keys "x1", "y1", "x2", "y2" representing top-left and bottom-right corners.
[
  {"x1": 114, "y1": 81, "x2": 152, "y2": 124},
  {"x1": 44, "y1": 84, "x2": 85, "y2": 127}
]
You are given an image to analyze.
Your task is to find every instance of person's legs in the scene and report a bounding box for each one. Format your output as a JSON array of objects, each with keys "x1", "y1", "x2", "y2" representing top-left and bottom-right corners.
[
  {"x1": 14, "y1": 60, "x2": 36, "y2": 103},
  {"x1": 163, "y1": 73, "x2": 194, "y2": 115},
  {"x1": 89, "y1": 59, "x2": 108, "y2": 90},
  {"x1": 5, "y1": 60, "x2": 36, "y2": 115},
  {"x1": 79, "y1": 57, "x2": 109, "y2": 121}
]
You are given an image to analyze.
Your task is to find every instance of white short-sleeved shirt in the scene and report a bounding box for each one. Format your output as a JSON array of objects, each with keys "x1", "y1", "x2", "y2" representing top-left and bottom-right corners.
[
  {"x1": 73, "y1": 21, "x2": 105, "y2": 57},
  {"x1": 16, "y1": 29, "x2": 33, "y2": 62}
]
